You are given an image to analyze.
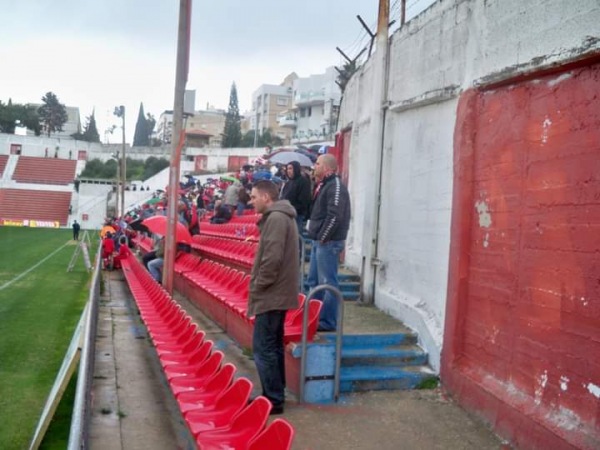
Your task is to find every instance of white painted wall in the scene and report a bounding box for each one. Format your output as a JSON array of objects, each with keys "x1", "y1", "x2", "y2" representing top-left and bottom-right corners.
[{"x1": 338, "y1": 0, "x2": 600, "y2": 372}]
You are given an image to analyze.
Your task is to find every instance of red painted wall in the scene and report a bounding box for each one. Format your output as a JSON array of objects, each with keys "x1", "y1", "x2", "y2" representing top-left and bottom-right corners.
[{"x1": 443, "y1": 59, "x2": 600, "y2": 449}]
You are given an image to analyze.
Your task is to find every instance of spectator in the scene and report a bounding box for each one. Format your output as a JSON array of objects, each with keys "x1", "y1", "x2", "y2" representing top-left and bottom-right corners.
[
  {"x1": 112, "y1": 236, "x2": 131, "y2": 270},
  {"x1": 248, "y1": 180, "x2": 299, "y2": 415},
  {"x1": 72, "y1": 220, "x2": 80, "y2": 241},
  {"x1": 223, "y1": 180, "x2": 242, "y2": 213},
  {"x1": 237, "y1": 185, "x2": 250, "y2": 216},
  {"x1": 148, "y1": 237, "x2": 164, "y2": 283},
  {"x1": 102, "y1": 232, "x2": 115, "y2": 270},
  {"x1": 280, "y1": 161, "x2": 311, "y2": 233},
  {"x1": 210, "y1": 199, "x2": 232, "y2": 224},
  {"x1": 307, "y1": 154, "x2": 351, "y2": 332}
]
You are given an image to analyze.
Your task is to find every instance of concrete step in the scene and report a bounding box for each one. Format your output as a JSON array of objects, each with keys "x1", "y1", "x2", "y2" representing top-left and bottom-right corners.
[
  {"x1": 318, "y1": 332, "x2": 419, "y2": 347},
  {"x1": 340, "y1": 344, "x2": 428, "y2": 367},
  {"x1": 339, "y1": 365, "x2": 437, "y2": 393}
]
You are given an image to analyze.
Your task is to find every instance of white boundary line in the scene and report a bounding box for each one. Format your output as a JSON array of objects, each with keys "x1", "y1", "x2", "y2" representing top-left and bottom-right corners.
[{"x1": 0, "y1": 241, "x2": 70, "y2": 291}]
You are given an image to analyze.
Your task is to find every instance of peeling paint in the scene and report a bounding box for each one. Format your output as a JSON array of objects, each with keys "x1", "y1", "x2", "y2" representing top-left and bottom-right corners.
[
  {"x1": 580, "y1": 296, "x2": 588, "y2": 306},
  {"x1": 560, "y1": 376, "x2": 569, "y2": 392},
  {"x1": 475, "y1": 200, "x2": 492, "y2": 228},
  {"x1": 547, "y1": 72, "x2": 572, "y2": 87},
  {"x1": 586, "y1": 382, "x2": 600, "y2": 399},
  {"x1": 483, "y1": 232, "x2": 490, "y2": 248},
  {"x1": 541, "y1": 116, "x2": 552, "y2": 144},
  {"x1": 535, "y1": 370, "x2": 548, "y2": 405}
]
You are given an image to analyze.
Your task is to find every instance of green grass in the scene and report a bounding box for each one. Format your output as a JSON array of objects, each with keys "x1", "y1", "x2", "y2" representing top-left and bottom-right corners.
[{"x1": 0, "y1": 227, "x2": 94, "y2": 450}]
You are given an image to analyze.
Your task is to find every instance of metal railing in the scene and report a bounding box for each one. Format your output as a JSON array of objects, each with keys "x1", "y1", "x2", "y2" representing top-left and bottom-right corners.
[
  {"x1": 67, "y1": 238, "x2": 102, "y2": 450},
  {"x1": 298, "y1": 284, "x2": 344, "y2": 403}
]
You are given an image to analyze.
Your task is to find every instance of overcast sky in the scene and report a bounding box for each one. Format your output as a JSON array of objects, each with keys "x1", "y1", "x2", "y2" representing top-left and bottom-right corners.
[{"x1": 0, "y1": 0, "x2": 431, "y2": 143}]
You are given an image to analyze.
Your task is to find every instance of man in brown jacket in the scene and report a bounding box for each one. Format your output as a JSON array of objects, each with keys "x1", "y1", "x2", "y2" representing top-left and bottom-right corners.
[{"x1": 248, "y1": 180, "x2": 299, "y2": 415}]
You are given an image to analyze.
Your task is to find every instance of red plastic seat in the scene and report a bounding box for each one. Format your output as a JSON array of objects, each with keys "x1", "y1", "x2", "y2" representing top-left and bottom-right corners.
[
  {"x1": 184, "y1": 377, "x2": 253, "y2": 435},
  {"x1": 159, "y1": 332, "x2": 206, "y2": 364},
  {"x1": 248, "y1": 419, "x2": 295, "y2": 450},
  {"x1": 284, "y1": 299, "x2": 323, "y2": 344},
  {"x1": 176, "y1": 363, "x2": 236, "y2": 413},
  {"x1": 156, "y1": 331, "x2": 205, "y2": 358},
  {"x1": 195, "y1": 396, "x2": 272, "y2": 450},
  {"x1": 169, "y1": 351, "x2": 224, "y2": 396},
  {"x1": 162, "y1": 339, "x2": 214, "y2": 376}
]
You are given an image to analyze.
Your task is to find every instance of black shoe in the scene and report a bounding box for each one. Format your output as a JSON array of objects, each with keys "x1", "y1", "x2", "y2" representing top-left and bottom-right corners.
[
  {"x1": 317, "y1": 326, "x2": 335, "y2": 332},
  {"x1": 270, "y1": 405, "x2": 284, "y2": 415}
]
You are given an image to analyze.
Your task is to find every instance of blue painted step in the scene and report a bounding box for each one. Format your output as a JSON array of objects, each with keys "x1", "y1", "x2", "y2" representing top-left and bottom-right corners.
[
  {"x1": 317, "y1": 333, "x2": 435, "y2": 393},
  {"x1": 341, "y1": 345, "x2": 428, "y2": 367},
  {"x1": 339, "y1": 366, "x2": 437, "y2": 392}
]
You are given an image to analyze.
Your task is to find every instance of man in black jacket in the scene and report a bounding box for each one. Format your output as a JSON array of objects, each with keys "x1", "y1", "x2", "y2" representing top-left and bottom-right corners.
[
  {"x1": 307, "y1": 154, "x2": 351, "y2": 331},
  {"x1": 280, "y1": 160, "x2": 312, "y2": 232}
]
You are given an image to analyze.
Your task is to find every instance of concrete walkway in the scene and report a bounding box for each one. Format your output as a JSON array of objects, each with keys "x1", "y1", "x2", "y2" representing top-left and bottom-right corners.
[{"x1": 89, "y1": 271, "x2": 508, "y2": 450}]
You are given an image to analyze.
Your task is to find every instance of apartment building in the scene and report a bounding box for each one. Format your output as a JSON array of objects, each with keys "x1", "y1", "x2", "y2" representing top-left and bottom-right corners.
[
  {"x1": 250, "y1": 72, "x2": 297, "y2": 145},
  {"x1": 277, "y1": 67, "x2": 341, "y2": 145}
]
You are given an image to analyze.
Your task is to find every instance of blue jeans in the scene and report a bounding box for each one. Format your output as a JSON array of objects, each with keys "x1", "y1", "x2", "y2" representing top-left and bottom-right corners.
[
  {"x1": 307, "y1": 240, "x2": 345, "y2": 331},
  {"x1": 253, "y1": 310, "x2": 286, "y2": 408},
  {"x1": 148, "y1": 257, "x2": 164, "y2": 282}
]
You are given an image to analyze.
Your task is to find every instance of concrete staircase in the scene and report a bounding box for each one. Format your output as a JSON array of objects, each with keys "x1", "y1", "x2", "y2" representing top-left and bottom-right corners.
[
  {"x1": 295, "y1": 239, "x2": 437, "y2": 400},
  {"x1": 320, "y1": 332, "x2": 436, "y2": 394}
]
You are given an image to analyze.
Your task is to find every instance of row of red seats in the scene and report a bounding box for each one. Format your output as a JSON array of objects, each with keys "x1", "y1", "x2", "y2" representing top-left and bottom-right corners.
[
  {"x1": 191, "y1": 236, "x2": 257, "y2": 270},
  {"x1": 200, "y1": 210, "x2": 259, "y2": 223},
  {"x1": 120, "y1": 254, "x2": 295, "y2": 450},
  {"x1": 131, "y1": 234, "x2": 153, "y2": 254},
  {"x1": 199, "y1": 223, "x2": 260, "y2": 242},
  {"x1": 179, "y1": 258, "x2": 322, "y2": 345}
]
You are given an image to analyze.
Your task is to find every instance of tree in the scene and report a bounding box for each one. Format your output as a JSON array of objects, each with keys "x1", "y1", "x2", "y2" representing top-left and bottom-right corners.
[
  {"x1": 221, "y1": 82, "x2": 242, "y2": 148},
  {"x1": 38, "y1": 92, "x2": 68, "y2": 137},
  {"x1": 133, "y1": 103, "x2": 148, "y2": 146},
  {"x1": 0, "y1": 100, "x2": 41, "y2": 135},
  {"x1": 335, "y1": 60, "x2": 359, "y2": 93},
  {"x1": 72, "y1": 110, "x2": 100, "y2": 142},
  {"x1": 240, "y1": 128, "x2": 282, "y2": 148}
]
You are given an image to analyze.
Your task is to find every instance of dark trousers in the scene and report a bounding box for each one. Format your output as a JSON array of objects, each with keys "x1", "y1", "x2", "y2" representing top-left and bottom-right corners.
[{"x1": 252, "y1": 310, "x2": 286, "y2": 408}]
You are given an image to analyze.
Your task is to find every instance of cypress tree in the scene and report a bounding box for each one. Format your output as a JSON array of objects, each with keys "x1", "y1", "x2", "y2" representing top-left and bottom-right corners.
[
  {"x1": 133, "y1": 102, "x2": 149, "y2": 146},
  {"x1": 222, "y1": 82, "x2": 242, "y2": 148}
]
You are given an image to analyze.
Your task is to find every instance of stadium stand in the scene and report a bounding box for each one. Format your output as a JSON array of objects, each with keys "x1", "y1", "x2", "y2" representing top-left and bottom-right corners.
[
  {"x1": 0, "y1": 189, "x2": 71, "y2": 225},
  {"x1": 12, "y1": 156, "x2": 77, "y2": 185},
  {"x1": 119, "y1": 254, "x2": 296, "y2": 449},
  {"x1": 0, "y1": 155, "x2": 8, "y2": 177}
]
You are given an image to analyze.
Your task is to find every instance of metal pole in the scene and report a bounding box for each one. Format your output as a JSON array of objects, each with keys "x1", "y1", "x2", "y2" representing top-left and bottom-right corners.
[
  {"x1": 114, "y1": 159, "x2": 119, "y2": 217},
  {"x1": 298, "y1": 285, "x2": 344, "y2": 403},
  {"x1": 120, "y1": 108, "x2": 126, "y2": 217},
  {"x1": 163, "y1": 0, "x2": 192, "y2": 294}
]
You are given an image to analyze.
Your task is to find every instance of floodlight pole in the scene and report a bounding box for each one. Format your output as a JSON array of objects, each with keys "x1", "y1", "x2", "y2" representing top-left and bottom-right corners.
[
  {"x1": 163, "y1": 0, "x2": 192, "y2": 294},
  {"x1": 120, "y1": 107, "x2": 126, "y2": 218}
]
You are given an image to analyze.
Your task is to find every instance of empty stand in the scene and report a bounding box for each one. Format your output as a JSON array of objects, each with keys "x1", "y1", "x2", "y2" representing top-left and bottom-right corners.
[
  {"x1": 0, "y1": 189, "x2": 71, "y2": 225},
  {"x1": 0, "y1": 155, "x2": 8, "y2": 177},
  {"x1": 12, "y1": 156, "x2": 77, "y2": 185}
]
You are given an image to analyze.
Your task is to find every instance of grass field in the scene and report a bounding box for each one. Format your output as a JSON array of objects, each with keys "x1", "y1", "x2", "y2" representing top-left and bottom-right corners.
[{"x1": 0, "y1": 227, "x2": 95, "y2": 450}]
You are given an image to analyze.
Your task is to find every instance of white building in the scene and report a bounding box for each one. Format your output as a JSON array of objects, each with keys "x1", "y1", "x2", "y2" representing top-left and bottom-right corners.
[
  {"x1": 250, "y1": 73, "x2": 296, "y2": 144},
  {"x1": 278, "y1": 67, "x2": 341, "y2": 145}
]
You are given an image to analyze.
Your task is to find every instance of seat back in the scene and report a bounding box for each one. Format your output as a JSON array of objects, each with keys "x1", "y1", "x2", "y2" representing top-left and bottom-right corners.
[
  {"x1": 192, "y1": 350, "x2": 223, "y2": 379},
  {"x1": 202, "y1": 363, "x2": 236, "y2": 394},
  {"x1": 226, "y1": 396, "x2": 271, "y2": 436},
  {"x1": 214, "y1": 377, "x2": 252, "y2": 410},
  {"x1": 248, "y1": 419, "x2": 295, "y2": 450}
]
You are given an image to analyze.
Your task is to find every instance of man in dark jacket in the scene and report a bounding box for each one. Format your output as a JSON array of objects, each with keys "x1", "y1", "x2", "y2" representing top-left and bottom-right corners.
[
  {"x1": 307, "y1": 154, "x2": 351, "y2": 331},
  {"x1": 248, "y1": 180, "x2": 299, "y2": 415},
  {"x1": 280, "y1": 160, "x2": 312, "y2": 232}
]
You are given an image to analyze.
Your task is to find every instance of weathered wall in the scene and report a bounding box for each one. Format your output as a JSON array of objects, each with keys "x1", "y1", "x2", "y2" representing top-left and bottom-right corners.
[
  {"x1": 339, "y1": 0, "x2": 600, "y2": 371},
  {"x1": 338, "y1": 0, "x2": 600, "y2": 447}
]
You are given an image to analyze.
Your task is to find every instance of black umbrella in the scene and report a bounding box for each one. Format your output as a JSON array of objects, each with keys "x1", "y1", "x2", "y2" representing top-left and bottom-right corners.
[{"x1": 129, "y1": 218, "x2": 149, "y2": 234}]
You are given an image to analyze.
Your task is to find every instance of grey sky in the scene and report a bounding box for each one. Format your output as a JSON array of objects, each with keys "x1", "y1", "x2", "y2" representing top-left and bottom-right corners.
[{"x1": 0, "y1": 0, "x2": 431, "y2": 142}]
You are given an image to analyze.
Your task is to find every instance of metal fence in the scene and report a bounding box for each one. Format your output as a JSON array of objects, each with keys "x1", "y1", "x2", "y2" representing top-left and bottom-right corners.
[{"x1": 67, "y1": 239, "x2": 102, "y2": 450}]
